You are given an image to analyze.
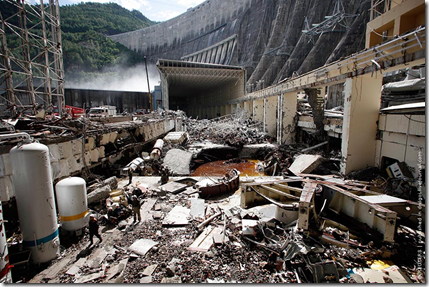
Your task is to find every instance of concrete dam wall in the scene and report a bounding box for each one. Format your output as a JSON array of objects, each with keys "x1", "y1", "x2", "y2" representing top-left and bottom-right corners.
[{"x1": 109, "y1": 0, "x2": 371, "y2": 89}]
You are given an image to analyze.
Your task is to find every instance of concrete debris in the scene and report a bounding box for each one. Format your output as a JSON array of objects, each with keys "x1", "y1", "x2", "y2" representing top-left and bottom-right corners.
[
  {"x1": 5, "y1": 113, "x2": 424, "y2": 284},
  {"x1": 142, "y1": 264, "x2": 158, "y2": 276},
  {"x1": 105, "y1": 258, "x2": 128, "y2": 283},
  {"x1": 189, "y1": 198, "x2": 205, "y2": 219},
  {"x1": 139, "y1": 275, "x2": 153, "y2": 283},
  {"x1": 74, "y1": 270, "x2": 104, "y2": 283},
  {"x1": 128, "y1": 239, "x2": 158, "y2": 256},
  {"x1": 163, "y1": 149, "x2": 193, "y2": 175},
  {"x1": 184, "y1": 111, "x2": 271, "y2": 147},
  {"x1": 65, "y1": 258, "x2": 86, "y2": 276},
  {"x1": 187, "y1": 226, "x2": 223, "y2": 252},
  {"x1": 288, "y1": 154, "x2": 324, "y2": 174},
  {"x1": 22, "y1": 172, "x2": 424, "y2": 283},
  {"x1": 160, "y1": 276, "x2": 182, "y2": 283},
  {"x1": 163, "y1": 131, "x2": 188, "y2": 145},
  {"x1": 159, "y1": 181, "x2": 187, "y2": 194},
  {"x1": 162, "y1": 205, "x2": 190, "y2": 226},
  {"x1": 87, "y1": 176, "x2": 119, "y2": 204}
]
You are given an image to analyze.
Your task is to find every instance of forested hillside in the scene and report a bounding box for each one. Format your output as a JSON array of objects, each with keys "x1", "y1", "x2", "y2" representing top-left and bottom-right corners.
[
  {"x1": 60, "y1": 2, "x2": 156, "y2": 80},
  {"x1": 0, "y1": 1, "x2": 156, "y2": 82}
]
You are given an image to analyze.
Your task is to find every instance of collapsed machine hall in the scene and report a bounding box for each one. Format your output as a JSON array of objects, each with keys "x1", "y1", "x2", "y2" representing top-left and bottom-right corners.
[{"x1": 0, "y1": 0, "x2": 425, "y2": 284}]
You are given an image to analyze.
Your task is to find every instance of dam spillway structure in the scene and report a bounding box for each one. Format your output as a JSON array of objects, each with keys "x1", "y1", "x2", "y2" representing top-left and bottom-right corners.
[{"x1": 9, "y1": 142, "x2": 60, "y2": 264}]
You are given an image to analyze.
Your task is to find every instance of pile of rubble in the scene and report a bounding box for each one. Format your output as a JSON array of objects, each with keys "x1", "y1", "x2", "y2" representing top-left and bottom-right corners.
[
  {"x1": 184, "y1": 110, "x2": 272, "y2": 147},
  {"x1": 0, "y1": 109, "x2": 176, "y2": 143},
  {"x1": 24, "y1": 172, "x2": 425, "y2": 284}
]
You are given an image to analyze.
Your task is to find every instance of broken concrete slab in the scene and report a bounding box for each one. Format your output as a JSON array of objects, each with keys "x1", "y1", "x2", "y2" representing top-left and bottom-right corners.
[
  {"x1": 190, "y1": 198, "x2": 205, "y2": 219},
  {"x1": 162, "y1": 205, "x2": 190, "y2": 226},
  {"x1": 42, "y1": 255, "x2": 74, "y2": 279},
  {"x1": 213, "y1": 233, "x2": 226, "y2": 245},
  {"x1": 28, "y1": 247, "x2": 83, "y2": 283},
  {"x1": 166, "y1": 258, "x2": 181, "y2": 277},
  {"x1": 140, "y1": 275, "x2": 153, "y2": 283},
  {"x1": 66, "y1": 257, "x2": 87, "y2": 276},
  {"x1": 152, "y1": 211, "x2": 163, "y2": 219},
  {"x1": 188, "y1": 226, "x2": 223, "y2": 252},
  {"x1": 140, "y1": 198, "x2": 157, "y2": 222},
  {"x1": 159, "y1": 181, "x2": 187, "y2": 194},
  {"x1": 75, "y1": 271, "x2": 104, "y2": 283},
  {"x1": 242, "y1": 219, "x2": 258, "y2": 236},
  {"x1": 161, "y1": 276, "x2": 182, "y2": 283},
  {"x1": 88, "y1": 248, "x2": 107, "y2": 268},
  {"x1": 65, "y1": 265, "x2": 81, "y2": 277},
  {"x1": 163, "y1": 149, "x2": 193, "y2": 175},
  {"x1": 142, "y1": 264, "x2": 158, "y2": 276},
  {"x1": 289, "y1": 154, "x2": 324, "y2": 174},
  {"x1": 163, "y1": 131, "x2": 188, "y2": 145},
  {"x1": 105, "y1": 258, "x2": 128, "y2": 282},
  {"x1": 128, "y1": 239, "x2": 158, "y2": 256}
]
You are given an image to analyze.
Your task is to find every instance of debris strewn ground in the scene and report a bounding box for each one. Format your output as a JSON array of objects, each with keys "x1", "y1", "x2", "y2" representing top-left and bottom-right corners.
[
  {"x1": 3, "y1": 110, "x2": 425, "y2": 284},
  {"x1": 17, "y1": 170, "x2": 424, "y2": 284}
]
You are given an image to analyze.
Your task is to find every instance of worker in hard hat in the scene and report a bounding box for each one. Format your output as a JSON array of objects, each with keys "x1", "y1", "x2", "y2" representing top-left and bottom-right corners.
[
  {"x1": 88, "y1": 215, "x2": 102, "y2": 245},
  {"x1": 131, "y1": 196, "x2": 141, "y2": 223}
]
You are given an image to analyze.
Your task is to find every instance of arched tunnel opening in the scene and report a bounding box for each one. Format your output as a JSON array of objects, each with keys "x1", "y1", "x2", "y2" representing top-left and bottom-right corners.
[{"x1": 156, "y1": 59, "x2": 246, "y2": 118}]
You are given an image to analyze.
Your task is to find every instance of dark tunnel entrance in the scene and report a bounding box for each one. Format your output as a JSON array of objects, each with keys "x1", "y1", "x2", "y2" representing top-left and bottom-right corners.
[{"x1": 156, "y1": 59, "x2": 245, "y2": 118}]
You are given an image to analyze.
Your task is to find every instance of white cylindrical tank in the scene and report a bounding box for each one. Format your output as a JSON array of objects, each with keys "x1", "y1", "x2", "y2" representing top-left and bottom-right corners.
[
  {"x1": 55, "y1": 177, "x2": 88, "y2": 232},
  {"x1": 0, "y1": 201, "x2": 12, "y2": 283},
  {"x1": 9, "y1": 142, "x2": 60, "y2": 264}
]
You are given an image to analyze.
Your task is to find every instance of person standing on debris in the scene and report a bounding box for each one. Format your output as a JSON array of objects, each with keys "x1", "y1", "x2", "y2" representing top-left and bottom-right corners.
[
  {"x1": 127, "y1": 168, "x2": 133, "y2": 185},
  {"x1": 160, "y1": 167, "x2": 169, "y2": 185},
  {"x1": 131, "y1": 195, "x2": 141, "y2": 222},
  {"x1": 88, "y1": 215, "x2": 102, "y2": 245}
]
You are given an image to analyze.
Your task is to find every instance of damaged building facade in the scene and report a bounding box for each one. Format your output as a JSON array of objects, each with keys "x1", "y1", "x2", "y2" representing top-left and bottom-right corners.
[
  {"x1": 0, "y1": 0, "x2": 426, "y2": 284},
  {"x1": 155, "y1": 0, "x2": 425, "y2": 177}
]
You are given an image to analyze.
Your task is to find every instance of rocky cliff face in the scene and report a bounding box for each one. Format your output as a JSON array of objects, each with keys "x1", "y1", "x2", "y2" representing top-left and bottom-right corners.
[{"x1": 109, "y1": 0, "x2": 371, "y2": 89}]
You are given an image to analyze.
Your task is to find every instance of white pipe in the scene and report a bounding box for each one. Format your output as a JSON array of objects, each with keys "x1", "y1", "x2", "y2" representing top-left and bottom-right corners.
[{"x1": 0, "y1": 132, "x2": 31, "y2": 141}]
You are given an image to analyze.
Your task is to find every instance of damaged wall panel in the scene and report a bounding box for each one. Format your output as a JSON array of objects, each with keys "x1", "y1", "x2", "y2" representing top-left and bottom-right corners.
[
  {"x1": 376, "y1": 112, "x2": 425, "y2": 179},
  {"x1": 326, "y1": 184, "x2": 397, "y2": 242},
  {"x1": 0, "y1": 118, "x2": 176, "y2": 201},
  {"x1": 265, "y1": 96, "x2": 278, "y2": 138},
  {"x1": 341, "y1": 75, "x2": 383, "y2": 174},
  {"x1": 281, "y1": 92, "x2": 298, "y2": 144}
]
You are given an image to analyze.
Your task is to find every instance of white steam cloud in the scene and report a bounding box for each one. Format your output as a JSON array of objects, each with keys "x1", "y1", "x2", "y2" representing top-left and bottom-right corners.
[{"x1": 65, "y1": 64, "x2": 161, "y2": 92}]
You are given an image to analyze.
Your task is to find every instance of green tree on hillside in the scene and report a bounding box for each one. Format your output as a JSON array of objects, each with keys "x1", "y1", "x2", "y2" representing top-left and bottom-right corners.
[{"x1": 0, "y1": 1, "x2": 156, "y2": 82}]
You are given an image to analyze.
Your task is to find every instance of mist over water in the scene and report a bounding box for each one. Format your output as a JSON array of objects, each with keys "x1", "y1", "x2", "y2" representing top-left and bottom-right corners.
[{"x1": 65, "y1": 63, "x2": 160, "y2": 92}]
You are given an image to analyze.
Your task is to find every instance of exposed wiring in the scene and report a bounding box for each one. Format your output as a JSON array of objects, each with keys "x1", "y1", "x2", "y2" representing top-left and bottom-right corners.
[{"x1": 403, "y1": 114, "x2": 425, "y2": 123}]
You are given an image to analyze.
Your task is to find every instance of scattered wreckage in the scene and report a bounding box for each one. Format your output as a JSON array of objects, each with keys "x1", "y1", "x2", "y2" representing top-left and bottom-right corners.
[
  {"x1": 2, "y1": 110, "x2": 425, "y2": 283},
  {"x1": 20, "y1": 168, "x2": 425, "y2": 284},
  {"x1": 196, "y1": 169, "x2": 240, "y2": 199}
]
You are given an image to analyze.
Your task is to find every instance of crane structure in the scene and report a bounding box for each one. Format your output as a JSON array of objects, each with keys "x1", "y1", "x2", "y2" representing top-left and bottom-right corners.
[{"x1": 0, "y1": 0, "x2": 65, "y2": 117}]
